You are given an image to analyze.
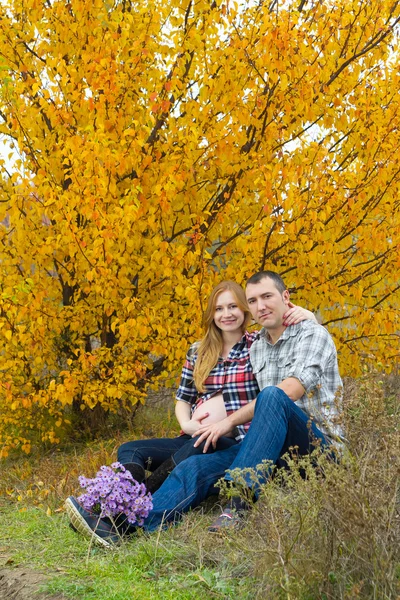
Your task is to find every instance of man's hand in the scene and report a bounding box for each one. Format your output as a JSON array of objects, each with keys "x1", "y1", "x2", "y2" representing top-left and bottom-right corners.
[
  {"x1": 192, "y1": 416, "x2": 235, "y2": 452},
  {"x1": 283, "y1": 301, "x2": 317, "y2": 327},
  {"x1": 180, "y1": 412, "x2": 210, "y2": 436}
]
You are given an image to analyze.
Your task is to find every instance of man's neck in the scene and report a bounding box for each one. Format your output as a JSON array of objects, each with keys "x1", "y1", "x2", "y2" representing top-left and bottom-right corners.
[{"x1": 265, "y1": 325, "x2": 286, "y2": 345}]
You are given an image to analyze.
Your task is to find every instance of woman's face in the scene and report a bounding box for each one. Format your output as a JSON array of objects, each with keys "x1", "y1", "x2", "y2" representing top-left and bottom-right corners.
[{"x1": 213, "y1": 290, "x2": 246, "y2": 334}]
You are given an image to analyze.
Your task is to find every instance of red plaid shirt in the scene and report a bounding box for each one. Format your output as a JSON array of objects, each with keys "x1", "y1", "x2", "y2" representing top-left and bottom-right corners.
[{"x1": 176, "y1": 331, "x2": 259, "y2": 441}]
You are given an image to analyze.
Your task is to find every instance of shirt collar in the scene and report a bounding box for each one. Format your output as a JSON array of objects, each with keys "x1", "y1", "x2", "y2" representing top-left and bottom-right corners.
[
  {"x1": 259, "y1": 323, "x2": 300, "y2": 344},
  {"x1": 244, "y1": 330, "x2": 257, "y2": 343}
]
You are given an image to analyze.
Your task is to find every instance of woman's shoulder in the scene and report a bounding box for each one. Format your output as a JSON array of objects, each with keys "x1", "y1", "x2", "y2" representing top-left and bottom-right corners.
[
  {"x1": 186, "y1": 341, "x2": 201, "y2": 360},
  {"x1": 245, "y1": 330, "x2": 261, "y2": 345}
]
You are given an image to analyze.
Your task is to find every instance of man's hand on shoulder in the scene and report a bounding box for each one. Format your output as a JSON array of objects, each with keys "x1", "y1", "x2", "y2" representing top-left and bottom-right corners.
[{"x1": 282, "y1": 302, "x2": 317, "y2": 327}]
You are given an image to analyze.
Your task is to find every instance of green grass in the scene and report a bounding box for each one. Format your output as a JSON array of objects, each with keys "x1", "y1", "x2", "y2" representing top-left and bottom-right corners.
[{"x1": 0, "y1": 501, "x2": 252, "y2": 600}]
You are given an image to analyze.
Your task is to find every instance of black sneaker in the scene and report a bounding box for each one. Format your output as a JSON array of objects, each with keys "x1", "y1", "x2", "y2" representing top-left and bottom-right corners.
[{"x1": 64, "y1": 496, "x2": 121, "y2": 548}]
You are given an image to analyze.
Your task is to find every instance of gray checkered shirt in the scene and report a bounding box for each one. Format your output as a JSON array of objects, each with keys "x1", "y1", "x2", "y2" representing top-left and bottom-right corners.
[{"x1": 250, "y1": 320, "x2": 344, "y2": 442}]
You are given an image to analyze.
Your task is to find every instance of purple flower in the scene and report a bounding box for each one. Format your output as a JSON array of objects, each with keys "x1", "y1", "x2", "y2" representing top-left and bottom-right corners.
[{"x1": 77, "y1": 461, "x2": 153, "y2": 525}]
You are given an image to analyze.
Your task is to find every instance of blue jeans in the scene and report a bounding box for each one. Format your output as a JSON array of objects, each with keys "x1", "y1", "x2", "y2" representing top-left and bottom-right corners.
[
  {"x1": 117, "y1": 434, "x2": 237, "y2": 471},
  {"x1": 142, "y1": 387, "x2": 329, "y2": 532}
]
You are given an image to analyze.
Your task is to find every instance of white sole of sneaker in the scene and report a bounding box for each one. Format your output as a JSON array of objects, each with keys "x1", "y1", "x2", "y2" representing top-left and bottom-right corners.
[{"x1": 64, "y1": 498, "x2": 113, "y2": 548}]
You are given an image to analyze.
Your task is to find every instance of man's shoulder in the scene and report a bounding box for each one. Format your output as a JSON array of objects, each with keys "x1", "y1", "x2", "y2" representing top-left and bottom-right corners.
[
  {"x1": 290, "y1": 321, "x2": 337, "y2": 356},
  {"x1": 292, "y1": 320, "x2": 332, "y2": 338}
]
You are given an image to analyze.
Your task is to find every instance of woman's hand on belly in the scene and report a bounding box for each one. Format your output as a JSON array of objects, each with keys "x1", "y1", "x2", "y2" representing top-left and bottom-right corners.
[
  {"x1": 180, "y1": 417, "x2": 206, "y2": 436},
  {"x1": 186, "y1": 394, "x2": 234, "y2": 439},
  {"x1": 181, "y1": 394, "x2": 226, "y2": 435},
  {"x1": 191, "y1": 394, "x2": 227, "y2": 426}
]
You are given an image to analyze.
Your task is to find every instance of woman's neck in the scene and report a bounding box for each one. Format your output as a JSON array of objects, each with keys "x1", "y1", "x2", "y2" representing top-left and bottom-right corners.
[{"x1": 221, "y1": 330, "x2": 243, "y2": 358}]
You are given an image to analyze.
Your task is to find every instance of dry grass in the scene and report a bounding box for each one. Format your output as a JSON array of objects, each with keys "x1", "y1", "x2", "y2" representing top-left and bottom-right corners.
[
  {"x1": 210, "y1": 370, "x2": 400, "y2": 599},
  {"x1": 0, "y1": 391, "x2": 180, "y2": 509}
]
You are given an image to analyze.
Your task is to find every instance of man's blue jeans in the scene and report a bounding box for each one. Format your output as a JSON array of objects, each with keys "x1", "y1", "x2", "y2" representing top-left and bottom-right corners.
[{"x1": 142, "y1": 387, "x2": 329, "y2": 532}]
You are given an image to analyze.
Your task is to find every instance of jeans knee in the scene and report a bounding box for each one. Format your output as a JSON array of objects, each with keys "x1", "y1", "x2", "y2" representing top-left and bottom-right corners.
[
  {"x1": 117, "y1": 441, "x2": 142, "y2": 464},
  {"x1": 117, "y1": 442, "x2": 128, "y2": 461},
  {"x1": 256, "y1": 386, "x2": 291, "y2": 411}
]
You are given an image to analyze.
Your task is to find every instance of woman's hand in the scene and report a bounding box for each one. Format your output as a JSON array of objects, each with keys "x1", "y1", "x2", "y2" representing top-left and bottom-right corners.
[
  {"x1": 283, "y1": 301, "x2": 317, "y2": 327},
  {"x1": 180, "y1": 412, "x2": 210, "y2": 436}
]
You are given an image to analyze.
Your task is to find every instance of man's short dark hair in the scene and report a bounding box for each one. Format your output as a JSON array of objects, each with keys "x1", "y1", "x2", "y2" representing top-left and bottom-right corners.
[{"x1": 246, "y1": 270, "x2": 286, "y2": 294}]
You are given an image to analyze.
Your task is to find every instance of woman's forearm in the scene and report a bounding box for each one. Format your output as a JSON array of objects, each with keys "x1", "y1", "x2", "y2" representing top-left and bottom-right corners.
[{"x1": 175, "y1": 400, "x2": 192, "y2": 428}]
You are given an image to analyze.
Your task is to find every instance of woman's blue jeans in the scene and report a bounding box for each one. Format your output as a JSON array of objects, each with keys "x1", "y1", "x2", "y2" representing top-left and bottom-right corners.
[
  {"x1": 117, "y1": 434, "x2": 237, "y2": 471},
  {"x1": 142, "y1": 386, "x2": 329, "y2": 532}
]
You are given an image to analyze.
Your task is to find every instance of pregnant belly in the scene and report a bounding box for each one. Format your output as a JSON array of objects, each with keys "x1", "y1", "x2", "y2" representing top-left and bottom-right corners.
[{"x1": 191, "y1": 394, "x2": 227, "y2": 425}]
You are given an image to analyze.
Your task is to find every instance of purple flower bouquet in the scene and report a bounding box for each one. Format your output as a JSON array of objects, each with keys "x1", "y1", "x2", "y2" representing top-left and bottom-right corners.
[{"x1": 77, "y1": 462, "x2": 153, "y2": 526}]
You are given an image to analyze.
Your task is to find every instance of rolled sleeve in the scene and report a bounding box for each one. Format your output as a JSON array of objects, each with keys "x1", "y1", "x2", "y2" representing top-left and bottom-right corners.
[{"x1": 175, "y1": 347, "x2": 198, "y2": 405}]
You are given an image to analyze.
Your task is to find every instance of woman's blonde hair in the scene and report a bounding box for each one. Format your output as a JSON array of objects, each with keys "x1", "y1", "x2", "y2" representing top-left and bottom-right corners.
[{"x1": 193, "y1": 281, "x2": 251, "y2": 393}]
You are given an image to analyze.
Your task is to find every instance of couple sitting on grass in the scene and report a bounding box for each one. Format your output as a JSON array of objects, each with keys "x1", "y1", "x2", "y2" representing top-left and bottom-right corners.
[{"x1": 65, "y1": 270, "x2": 343, "y2": 545}]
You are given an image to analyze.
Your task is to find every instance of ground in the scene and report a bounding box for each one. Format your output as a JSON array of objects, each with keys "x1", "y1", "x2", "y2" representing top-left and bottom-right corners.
[{"x1": 0, "y1": 565, "x2": 65, "y2": 600}]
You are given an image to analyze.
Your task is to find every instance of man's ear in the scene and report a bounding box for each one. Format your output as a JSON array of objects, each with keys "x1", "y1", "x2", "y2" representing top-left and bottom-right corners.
[{"x1": 283, "y1": 290, "x2": 290, "y2": 305}]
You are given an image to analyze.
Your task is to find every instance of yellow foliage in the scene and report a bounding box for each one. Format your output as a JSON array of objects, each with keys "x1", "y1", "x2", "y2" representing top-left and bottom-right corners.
[{"x1": 0, "y1": 0, "x2": 399, "y2": 454}]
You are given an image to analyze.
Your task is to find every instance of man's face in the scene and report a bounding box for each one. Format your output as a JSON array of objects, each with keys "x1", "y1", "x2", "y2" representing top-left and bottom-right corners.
[{"x1": 245, "y1": 277, "x2": 290, "y2": 330}]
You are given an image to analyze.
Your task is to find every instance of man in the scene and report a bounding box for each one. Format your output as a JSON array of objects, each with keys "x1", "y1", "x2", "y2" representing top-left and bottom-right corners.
[
  {"x1": 194, "y1": 270, "x2": 343, "y2": 529},
  {"x1": 66, "y1": 271, "x2": 343, "y2": 544}
]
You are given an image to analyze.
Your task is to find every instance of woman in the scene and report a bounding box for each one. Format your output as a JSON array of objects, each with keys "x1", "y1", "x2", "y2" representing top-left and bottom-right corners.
[{"x1": 116, "y1": 281, "x2": 315, "y2": 493}]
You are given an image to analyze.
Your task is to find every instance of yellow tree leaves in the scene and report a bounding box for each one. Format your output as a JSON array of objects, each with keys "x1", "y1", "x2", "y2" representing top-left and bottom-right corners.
[{"x1": 0, "y1": 0, "x2": 399, "y2": 455}]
